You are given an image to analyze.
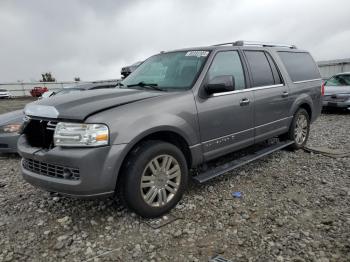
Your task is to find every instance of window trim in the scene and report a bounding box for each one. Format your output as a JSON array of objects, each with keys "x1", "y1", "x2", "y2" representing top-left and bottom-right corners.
[
  {"x1": 212, "y1": 83, "x2": 283, "y2": 97},
  {"x1": 293, "y1": 78, "x2": 322, "y2": 84}
]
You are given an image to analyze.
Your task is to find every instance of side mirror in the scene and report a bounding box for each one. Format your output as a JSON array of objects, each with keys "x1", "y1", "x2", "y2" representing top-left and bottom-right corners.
[{"x1": 205, "y1": 75, "x2": 235, "y2": 95}]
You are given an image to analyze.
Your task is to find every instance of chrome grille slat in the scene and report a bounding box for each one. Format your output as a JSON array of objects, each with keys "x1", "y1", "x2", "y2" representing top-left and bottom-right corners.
[
  {"x1": 46, "y1": 121, "x2": 58, "y2": 131},
  {"x1": 22, "y1": 158, "x2": 80, "y2": 181}
]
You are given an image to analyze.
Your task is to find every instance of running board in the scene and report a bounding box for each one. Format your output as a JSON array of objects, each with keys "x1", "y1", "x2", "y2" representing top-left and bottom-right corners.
[{"x1": 193, "y1": 140, "x2": 294, "y2": 183}]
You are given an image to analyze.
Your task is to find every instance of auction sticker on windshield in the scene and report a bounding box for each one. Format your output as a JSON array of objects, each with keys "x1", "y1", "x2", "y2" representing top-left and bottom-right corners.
[{"x1": 185, "y1": 51, "x2": 209, "y2": 57}]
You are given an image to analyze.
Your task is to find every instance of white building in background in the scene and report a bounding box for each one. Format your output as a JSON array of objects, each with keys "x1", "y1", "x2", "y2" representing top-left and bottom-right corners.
[{"x1": 318, "y1": 58, "x2": 350, "y2": 79}]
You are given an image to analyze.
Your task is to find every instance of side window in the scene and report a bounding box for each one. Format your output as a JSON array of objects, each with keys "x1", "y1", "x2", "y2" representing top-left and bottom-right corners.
[
  {"x1": 207, "y1": 51, "x2": 245, "y2": 90},
  {"x1": 244, "y1": 51, "x2": 275, "y2": 87},
  {"x1": 266, "y1": 53, "x2": 283, "y2": 85},
  {"x1": 278, "y1": 52, "x2": 321, "y2": 82}
]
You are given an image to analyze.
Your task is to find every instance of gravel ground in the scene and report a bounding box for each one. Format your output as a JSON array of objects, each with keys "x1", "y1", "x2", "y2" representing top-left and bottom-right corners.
[
  {"x1": 0, "y1": 99, "x2": 349, "y2": 262},
  {"x1": 0, "y1": 97, "x2": 35, "y2": 113}
]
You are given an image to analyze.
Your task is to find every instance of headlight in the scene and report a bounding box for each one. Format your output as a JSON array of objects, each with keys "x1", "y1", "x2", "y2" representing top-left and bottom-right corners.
[
  {"x1": 1, "y1": 123, "x2": 22, "y2": 134},
  {"x1": 54, "y1": 122, "x2": 109, "y2": 147}
]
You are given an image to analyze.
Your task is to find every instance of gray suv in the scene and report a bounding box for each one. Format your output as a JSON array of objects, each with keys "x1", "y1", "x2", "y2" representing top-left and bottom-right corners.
[{"x1": 18, "y1": 41, "x2": 322, "y2": 217}]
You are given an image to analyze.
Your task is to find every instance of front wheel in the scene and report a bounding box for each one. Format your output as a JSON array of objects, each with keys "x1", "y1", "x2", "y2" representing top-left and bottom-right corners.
[
  {"x1": 118, "y1": 140, "x2": 188, "y2": 218},
  {"x1": 285, "y1": 108, "x2": 310, "y2": 150}
]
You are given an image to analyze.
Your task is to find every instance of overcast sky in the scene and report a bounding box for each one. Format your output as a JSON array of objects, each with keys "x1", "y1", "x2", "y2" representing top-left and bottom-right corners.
[{"x1": 0, "y1": 0, "x2": 349, "y2": 82}]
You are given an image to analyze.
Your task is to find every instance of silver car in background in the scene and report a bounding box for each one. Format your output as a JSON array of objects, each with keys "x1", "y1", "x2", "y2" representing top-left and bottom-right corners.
[
  {"x1": 0, "y1": 89, "x2": 11, "y2": 99},
  {"x1": 0, "y1": 110, "x2": 23, "y2": 153},
  {"x1": 323, "y1": 72, "x2": 350, "y2": 110}
]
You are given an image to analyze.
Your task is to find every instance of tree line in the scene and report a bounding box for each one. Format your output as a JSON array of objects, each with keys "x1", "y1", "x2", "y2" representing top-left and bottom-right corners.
[{"x1": 39, "y1": 72, "x2": 80, "y2": 82}]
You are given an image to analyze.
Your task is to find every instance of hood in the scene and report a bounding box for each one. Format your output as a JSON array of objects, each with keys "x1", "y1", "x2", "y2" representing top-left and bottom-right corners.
[
  {"x1": 0, "y1": 110, "x2": 24, "y2": 125},
  {"x1": 324, "y1": 85, "x2": 350, "y2": 95},
  {"x1": 24, "y1": 88, "x2": 164, "y2": 121}
]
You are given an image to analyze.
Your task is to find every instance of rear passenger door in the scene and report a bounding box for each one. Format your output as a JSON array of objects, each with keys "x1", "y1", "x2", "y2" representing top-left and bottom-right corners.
[{"x1": 243, "y1": 50, "x2": 291, "y2": 143}]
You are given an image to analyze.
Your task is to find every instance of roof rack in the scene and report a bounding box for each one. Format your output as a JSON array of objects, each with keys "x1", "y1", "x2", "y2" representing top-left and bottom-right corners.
[{"x1": 213, "y1": 40, "x2": 297, "y2": 49}]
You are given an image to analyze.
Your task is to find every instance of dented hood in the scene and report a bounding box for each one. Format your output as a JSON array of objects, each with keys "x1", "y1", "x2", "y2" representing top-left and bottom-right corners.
[{"x1": 24, "y1": 88, "x2": 163, "y2": 121}]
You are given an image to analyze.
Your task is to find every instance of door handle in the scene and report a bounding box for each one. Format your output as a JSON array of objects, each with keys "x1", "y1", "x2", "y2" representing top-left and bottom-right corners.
[
  {"x1": 240, "y1": 98, "x2": 250, "y2": 106},
  {"x1": 282, "y1": 91, "x2": 289, "y2": 98}
]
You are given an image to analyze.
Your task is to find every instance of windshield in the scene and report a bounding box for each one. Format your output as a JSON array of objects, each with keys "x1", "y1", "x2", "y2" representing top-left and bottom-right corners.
[
  {"x1": 121, "y1": 51, "x2": 209, "y2": 90},
  {"x1": 326, "y1": 74, "x2": 350, "y2": 86}
]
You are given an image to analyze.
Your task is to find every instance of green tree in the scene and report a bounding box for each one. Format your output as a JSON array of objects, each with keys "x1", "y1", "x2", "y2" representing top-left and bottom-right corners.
[{"x1": 40, "y1": 72, "x2": 56, "y2": 82}]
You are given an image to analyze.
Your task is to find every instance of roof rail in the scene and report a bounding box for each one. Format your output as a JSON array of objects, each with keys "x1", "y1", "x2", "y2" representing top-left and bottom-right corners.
[{"x1": 213, "y1": 40, "x2": 297, "y2": 49}]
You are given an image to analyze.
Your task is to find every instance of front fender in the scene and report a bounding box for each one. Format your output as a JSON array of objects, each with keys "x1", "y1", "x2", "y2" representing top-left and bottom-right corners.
[{"x1": 112, "y1": 113, "x2": 198, "y2": 146}]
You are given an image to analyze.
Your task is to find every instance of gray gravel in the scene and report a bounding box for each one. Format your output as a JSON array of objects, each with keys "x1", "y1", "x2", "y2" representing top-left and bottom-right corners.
[{"x1": 0, "y1": 100, "x2": 349, "y2": 262}]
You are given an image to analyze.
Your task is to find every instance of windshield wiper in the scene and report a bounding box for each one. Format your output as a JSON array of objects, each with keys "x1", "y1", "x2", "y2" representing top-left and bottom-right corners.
[{"x1": 127, "y1": 81, "x2": 165, "y2": 91}]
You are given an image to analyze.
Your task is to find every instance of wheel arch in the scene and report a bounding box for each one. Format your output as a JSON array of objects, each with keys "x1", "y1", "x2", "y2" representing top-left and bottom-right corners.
[
  {"x1": 298, "y1": 103, "x2": 312, "y2": 119},
  {"x1": 114, "y1": 128, "x2": 196, "y2": 191},
  {"x1": 290, "y1": 95, "x2": 314, "y2": 120},
  {"x1": 132, "y1": 129, "x2": 193, "y2": 168}
]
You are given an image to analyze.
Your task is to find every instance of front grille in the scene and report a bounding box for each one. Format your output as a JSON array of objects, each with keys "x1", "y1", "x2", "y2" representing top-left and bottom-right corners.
[
  {"x1": 23, "y1": 119, "x2": 58, "y2": 148},
  {"x1": 22, "y1": 158, "x2": 80, "y2": 180},
  {"x1": 0, "y1": 143, "x2": 9, "y2": 148}
]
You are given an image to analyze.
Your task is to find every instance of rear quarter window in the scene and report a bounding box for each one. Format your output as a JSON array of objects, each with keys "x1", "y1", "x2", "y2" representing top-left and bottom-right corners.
[{"x1": 278, "y1": 52, "x2": 320, "y2": 82}]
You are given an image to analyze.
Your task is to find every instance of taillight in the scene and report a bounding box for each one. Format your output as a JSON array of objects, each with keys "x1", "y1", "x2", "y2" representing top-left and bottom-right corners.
[{"x1": 321, "y1": 82, "x2": 325, "y2": 96}]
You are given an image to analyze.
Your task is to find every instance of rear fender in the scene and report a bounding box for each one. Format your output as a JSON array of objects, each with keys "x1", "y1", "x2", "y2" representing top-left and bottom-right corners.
[{"x1": 289, "y1": 94, "x2": 313, "y2": 121}]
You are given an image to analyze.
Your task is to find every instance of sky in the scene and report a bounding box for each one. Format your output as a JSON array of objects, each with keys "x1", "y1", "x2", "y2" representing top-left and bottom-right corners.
[{"x1": 0, "y1": 0, "x2": 349, "y2": 82}]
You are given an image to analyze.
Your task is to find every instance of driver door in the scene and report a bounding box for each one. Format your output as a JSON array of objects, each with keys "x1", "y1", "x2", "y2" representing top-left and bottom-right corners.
[{"x1": 195, "y1": 51, "x2": 255, "y2": 161}]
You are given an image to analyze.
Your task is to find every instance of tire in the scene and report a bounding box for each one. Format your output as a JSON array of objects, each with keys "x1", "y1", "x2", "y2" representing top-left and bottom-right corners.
[
  {"x1": 118, "y1": 140, "x2": 188, "y2": 218},
  {"x1": 285, "y1": 108, "x2": 310, "y2": 150}
]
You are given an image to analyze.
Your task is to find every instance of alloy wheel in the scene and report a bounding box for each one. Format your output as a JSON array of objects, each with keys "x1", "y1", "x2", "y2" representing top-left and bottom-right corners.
[
  {"x1": 140, "y1": 154, "x2": 181, "y2": 207},
  {"x1": 294, "y1": 114, "x2": 308, "y2": 145}
]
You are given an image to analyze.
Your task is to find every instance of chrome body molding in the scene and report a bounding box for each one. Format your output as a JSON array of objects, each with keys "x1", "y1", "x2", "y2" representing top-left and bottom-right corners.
[
  {"x1": 201, "y1": 116, "x2": 292, "y2": 146},
  {"x1": 293, "y1": 78, "x2": 322, "y2": 84},
  {"x1": 212, "y1": 84, "x2": 284, "y2": 97}
]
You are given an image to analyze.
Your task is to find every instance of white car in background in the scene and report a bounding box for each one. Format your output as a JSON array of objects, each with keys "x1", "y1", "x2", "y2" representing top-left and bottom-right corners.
[{"x1": 0, "y1": 89, "x2": 11, "y2": 99}]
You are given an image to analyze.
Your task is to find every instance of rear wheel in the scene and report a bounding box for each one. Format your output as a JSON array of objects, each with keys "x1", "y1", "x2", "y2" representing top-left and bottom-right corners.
[
  {"x1": 285, "y1": 108, "x2": 310, "y2": 150},
  {"x1": 118, "y1": 140, "x2": 188, "y2": 218}
]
